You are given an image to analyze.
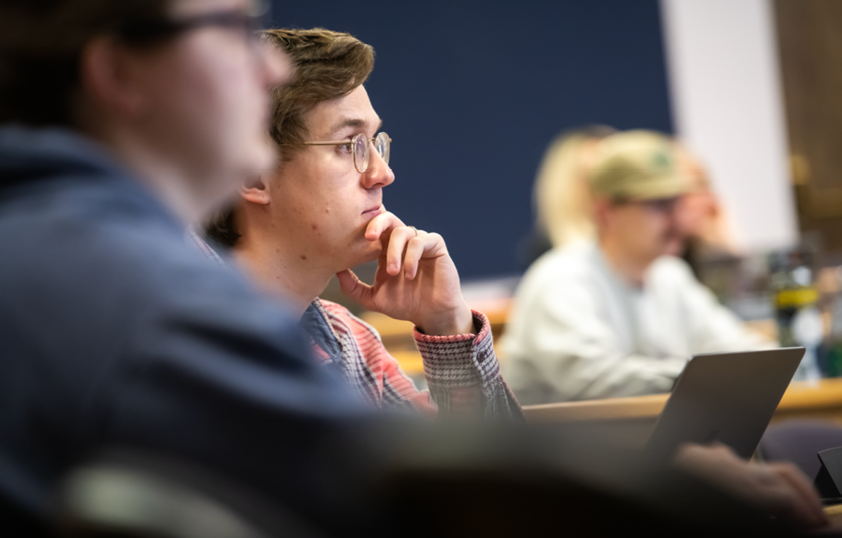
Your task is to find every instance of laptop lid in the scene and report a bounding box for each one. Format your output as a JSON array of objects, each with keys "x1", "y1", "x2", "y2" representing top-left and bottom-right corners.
[{"x1": 644, "y1": 347, "x2": 805, "y2": 461}]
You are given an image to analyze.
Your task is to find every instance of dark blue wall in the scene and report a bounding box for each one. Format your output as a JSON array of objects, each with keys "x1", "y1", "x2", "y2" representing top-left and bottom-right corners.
[{"x1": 268, "y1": 0, "x2": 674, "y2": 279}]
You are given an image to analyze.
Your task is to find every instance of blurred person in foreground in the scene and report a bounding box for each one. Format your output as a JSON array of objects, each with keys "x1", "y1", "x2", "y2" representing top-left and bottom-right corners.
[
  {"x1": 503, "y1": 130, "x2": 773, "y2": 403},
  {"x1": 0, "y1": 0, "x2": 398, "y2": 533},
  {"x1": 0, "y1": 1, "x2": 828, "y2": 534},
  {"x1": 203, "y1": 28, "x2": 519, "y2": 419}
]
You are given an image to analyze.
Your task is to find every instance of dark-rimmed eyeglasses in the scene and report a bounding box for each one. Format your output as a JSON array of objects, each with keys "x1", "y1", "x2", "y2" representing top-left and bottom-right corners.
[
  {"x1": 116, "y1": 1, "x2": 270, "y2": 45},
  {"x1": 611, "y1": 195, "x2": 681, "y2": 213},
  {"x1": 304, "y1": 132, "x2": 391, "y2": 174}
]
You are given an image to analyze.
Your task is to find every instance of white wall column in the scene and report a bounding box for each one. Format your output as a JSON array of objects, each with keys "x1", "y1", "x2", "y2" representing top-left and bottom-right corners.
[{"x1": 660, "y1": 0, "x2": 798, "y2": 252}]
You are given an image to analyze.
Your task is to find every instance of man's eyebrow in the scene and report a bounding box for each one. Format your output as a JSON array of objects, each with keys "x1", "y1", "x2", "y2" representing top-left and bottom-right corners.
[
  {"x1": 323, "y1": 118, "x2": 367, "y2": 139},
  {"x1": 322, "y1": 118, "x2": 383, "y2": 139}
]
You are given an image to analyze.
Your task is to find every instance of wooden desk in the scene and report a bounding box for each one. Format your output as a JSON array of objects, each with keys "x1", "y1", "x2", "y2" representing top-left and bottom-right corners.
[
  {"x1": 825, "y1": 504, "x2": 842, "y2": 529},
  {"x1": 522, "y1": 377, "x2": 842, "y2": 424},
  {"x1": 521, "y1": 378, "x2": 842, "y2": 447},
  {"x1": 824, "y1": 504, "x2": 842, "y2": 536}
]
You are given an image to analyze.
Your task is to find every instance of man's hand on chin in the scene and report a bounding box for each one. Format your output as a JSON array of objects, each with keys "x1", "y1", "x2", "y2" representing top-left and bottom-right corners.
[{"x1": 337, "y1": 210, "x2": 474, "y2": 336}]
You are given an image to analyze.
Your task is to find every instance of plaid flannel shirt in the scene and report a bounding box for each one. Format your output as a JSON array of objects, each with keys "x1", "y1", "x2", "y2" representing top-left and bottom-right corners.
[{"x1": 303, "y1": 298, "x2": 522, "y2": 420}]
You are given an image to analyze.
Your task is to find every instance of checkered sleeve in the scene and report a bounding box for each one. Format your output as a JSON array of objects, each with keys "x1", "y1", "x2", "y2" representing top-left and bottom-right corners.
[
  {"x1": 414, "y1": 310, "x2": 523, "y2": 421},
  {"x1": 320, "y1": 301, "x2": 438, "y2": 417}
]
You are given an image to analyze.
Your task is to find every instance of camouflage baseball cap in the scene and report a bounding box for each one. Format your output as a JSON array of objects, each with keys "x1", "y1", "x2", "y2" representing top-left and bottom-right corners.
[{"x1": 588, "y1": 130, "x2": 691, "y2": 200}]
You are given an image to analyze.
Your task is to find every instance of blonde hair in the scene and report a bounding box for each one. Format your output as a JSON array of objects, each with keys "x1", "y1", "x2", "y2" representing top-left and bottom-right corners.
[{"x1": 534, "y1": 126, "x2": 614, "y2": 248}]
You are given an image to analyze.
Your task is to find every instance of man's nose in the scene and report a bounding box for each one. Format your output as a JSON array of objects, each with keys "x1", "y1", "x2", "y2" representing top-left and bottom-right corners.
[{"x1": 362, "y1": 148, "x2": 395, "y2": 189}]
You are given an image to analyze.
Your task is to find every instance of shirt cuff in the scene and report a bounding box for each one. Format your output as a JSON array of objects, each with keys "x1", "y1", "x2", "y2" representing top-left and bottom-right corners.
[{"x1": 414, "y1": 310, "x2": 499, "y2": 389}]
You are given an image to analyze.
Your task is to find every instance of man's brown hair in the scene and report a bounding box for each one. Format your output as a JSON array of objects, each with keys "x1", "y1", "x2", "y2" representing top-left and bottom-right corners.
[
  {"x1": 0, "y1": 0, "x2": 169, "y2": 127},
  {"x1": 206, "y1": 27, "x2": 375, "y2": 247}
]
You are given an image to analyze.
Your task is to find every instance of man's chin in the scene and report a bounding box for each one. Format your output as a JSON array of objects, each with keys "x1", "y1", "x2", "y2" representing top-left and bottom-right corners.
[{"x1": 347, "y1": 242, "x2": 382, "y2": 269}]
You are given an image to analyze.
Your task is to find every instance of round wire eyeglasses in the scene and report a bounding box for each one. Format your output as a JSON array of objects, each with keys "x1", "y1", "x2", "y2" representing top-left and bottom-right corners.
[{"x1": 304, "y1": 132, "x2": 391, "y2": 173}]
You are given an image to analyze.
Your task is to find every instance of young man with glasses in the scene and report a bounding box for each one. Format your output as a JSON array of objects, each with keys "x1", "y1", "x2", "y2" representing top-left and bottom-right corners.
[
  {"x1": 205, "y1": 28, "x2": 520, "y2": 419},
  {"x1": 503, "y1": 130, "x2": 772, "y2": 404}
]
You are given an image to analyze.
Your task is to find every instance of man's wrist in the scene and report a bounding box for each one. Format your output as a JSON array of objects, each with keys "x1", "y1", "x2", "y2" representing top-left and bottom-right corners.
[{"x1": 416, "y1": 305, "x2": 474, "y2": 336}]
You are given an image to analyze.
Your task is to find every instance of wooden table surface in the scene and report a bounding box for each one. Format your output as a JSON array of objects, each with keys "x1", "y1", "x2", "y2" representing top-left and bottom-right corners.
[
  {"x1": 826, "y1": 504, "x2": 842, "y2": 524},
  {"x1": 521, "y1": 377, "x2": 842, "y2": 425}
]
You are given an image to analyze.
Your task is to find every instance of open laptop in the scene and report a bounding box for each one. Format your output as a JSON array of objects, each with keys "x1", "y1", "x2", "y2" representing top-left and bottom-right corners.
[{"x1": 644, "y1": 347, "x2": 805, "y2": 461}]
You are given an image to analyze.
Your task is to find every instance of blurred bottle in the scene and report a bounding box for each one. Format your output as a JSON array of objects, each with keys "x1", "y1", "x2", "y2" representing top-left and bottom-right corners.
[
  {"x1": 769, "y1": 249, "x2": 822, "y2": 382},
  {"x1": 825, "y1": 268, "x2": 842, "y2": 377}
]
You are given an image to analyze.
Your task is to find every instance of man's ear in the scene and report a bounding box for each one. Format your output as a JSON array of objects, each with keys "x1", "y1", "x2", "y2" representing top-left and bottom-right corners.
[
  {"x1": 240, "y1": 176, "x2": 271, "y2": 205},
  {"x1": 592, "y1": 197, "x2": 612, "y2": 228},
  {"x1": 78, "y1": 37, "x2": 146, "y2": 118}
]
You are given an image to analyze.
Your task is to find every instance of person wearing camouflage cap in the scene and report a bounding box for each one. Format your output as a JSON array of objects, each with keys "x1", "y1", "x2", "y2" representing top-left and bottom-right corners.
[{"x1": 503, "y1": 130, "x2": 772, "y2": 403}]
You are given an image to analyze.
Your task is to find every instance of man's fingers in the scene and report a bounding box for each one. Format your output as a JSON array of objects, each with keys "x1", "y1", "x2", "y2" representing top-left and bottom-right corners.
[
  {"x1": 386, "y1": 226, "x2": 415, "y2": 275},
  {"x1": 403, "y1": 232, "x2": 444, "y2": 279},
  {"x1": 336, "y1": 269, "x2": 374, "y2": 309},
  {"x1": 403, "y1": 237, "x2": 425, "y2": 279},
  {"x1": 373, "y1": 260, "x2": 390, "y2": 283},
  {"x1": 768, "y1": 463, "x2": 827, "y2": 528},
  {"x1": 365, "y1": 210, "x2": 403, "y2": 242}
]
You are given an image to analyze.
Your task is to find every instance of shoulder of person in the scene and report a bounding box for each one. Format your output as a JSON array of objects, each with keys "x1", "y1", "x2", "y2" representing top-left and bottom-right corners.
[
  {"x1": 510, "y1": 241, "x2": 606, "y2": 319},
  {"x1": 521, "y1": 240, "x2": 599, "y2": 284},
  {"x1": 647, "y1": 255, "x2": 719, "y2": 303},
  {"x1": 318, "y1": 299, "x2": 354, "y2": 317},
  {"x1": 650, "y1": 255, "x2": 699, "y2": 283}
]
